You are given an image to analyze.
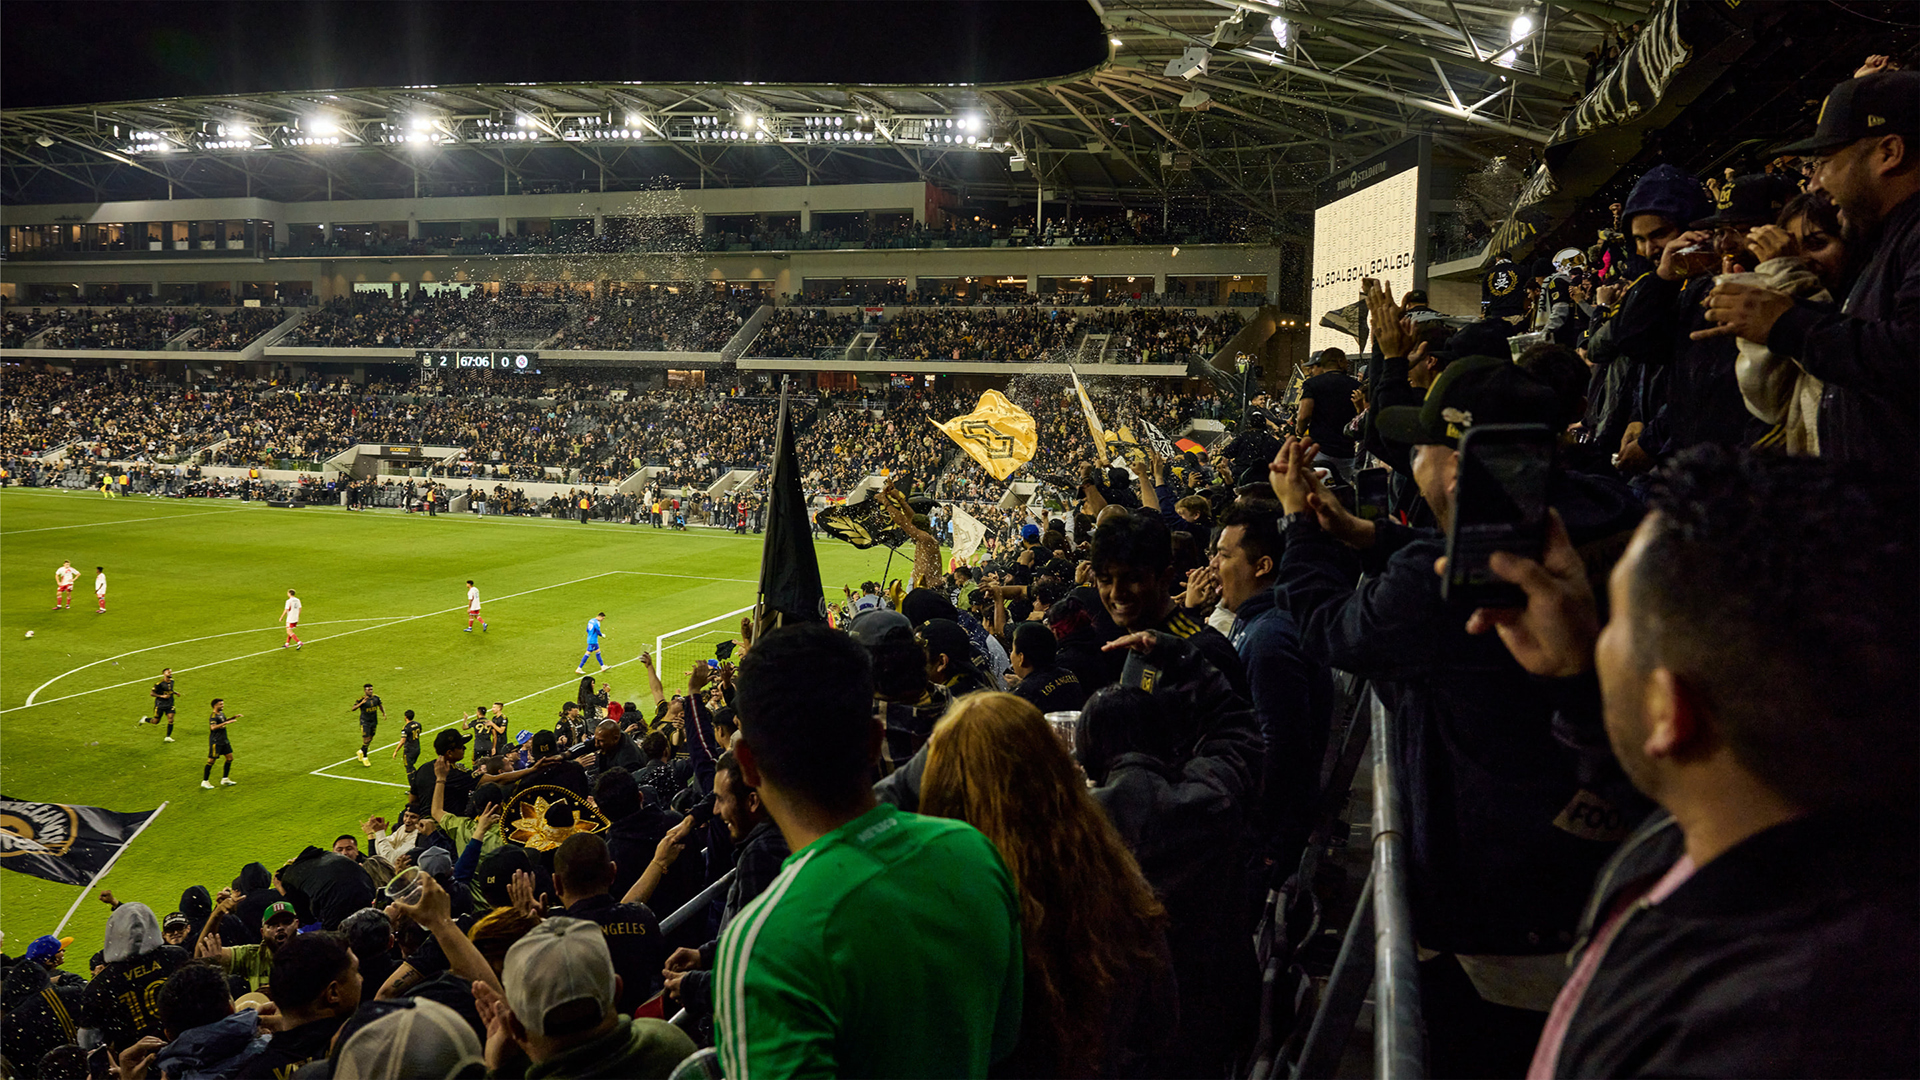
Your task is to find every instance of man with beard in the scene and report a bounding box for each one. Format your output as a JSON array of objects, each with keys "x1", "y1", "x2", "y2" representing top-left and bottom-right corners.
[
  {"x1": 1459, "y1": 448, "x2": 1916, "y2": 1076},
  {"x1": 662, "y1": 749, "x2": 790, "y2": 1036},
  {"x1": 198, "y1": 899, "x2": 300, "y2": 992},
  {"x1": 1697, "y1": 71, "x2": 1920, "y2": 463}
]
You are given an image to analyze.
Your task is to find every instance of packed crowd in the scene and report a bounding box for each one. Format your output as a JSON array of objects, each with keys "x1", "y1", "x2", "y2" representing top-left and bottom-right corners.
[
  {"x1": 745, "y1": 306, "x2": 1246, "y2": 365},
  {"x1": 1, "y1": 307, "x2": 289, "y2": 352},
  {"x1": 547, "y1": 293, "x2": 744, "y2": 353}
]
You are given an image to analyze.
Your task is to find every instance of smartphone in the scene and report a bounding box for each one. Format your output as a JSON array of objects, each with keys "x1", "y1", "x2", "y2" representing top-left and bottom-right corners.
[
  {"x1": 1442, "y1": 424, "x2": 1556, "y2": 608},
  {"x1": 88, "y1": 1046, "x2": 113, "y2": 1080},
  {"x1": 1353, "y1": 467, "x2": 1392, "y2": 522}
]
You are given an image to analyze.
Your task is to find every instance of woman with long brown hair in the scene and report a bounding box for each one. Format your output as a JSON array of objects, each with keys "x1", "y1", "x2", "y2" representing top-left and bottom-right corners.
[{"x1": 921, "y1": 692, "x2": 1175, "y2": 1078}]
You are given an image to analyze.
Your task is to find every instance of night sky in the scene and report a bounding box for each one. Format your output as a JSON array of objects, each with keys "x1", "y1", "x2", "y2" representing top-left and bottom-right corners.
[{"x1": 0, "y1": 1, "x2": 1110, "y2": 109}]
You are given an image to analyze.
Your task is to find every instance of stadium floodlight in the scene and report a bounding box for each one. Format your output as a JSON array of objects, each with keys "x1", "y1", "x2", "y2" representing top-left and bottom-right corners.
[
  {"x1": 1496, "y1": 12, "x2": 1532, "y2": 68},
  {"x1": 961, "y1": 113, "x2": 983, "y2": 133},
  {"x1": 516, "y1": 114, "x2": 534, "y2": 127},
  {"x1": 1110, "y1": 36, "x2": 1123, "y2": 47},
  {"x1": 308, "y1": 117, "x2": 340, "y2": 136},
  {"x1": 1270, "y1": 15, "x2": 1290, "y2": 50},
  {"x1": 408, "y1": 115, "x2": 433, "y2": 132}
]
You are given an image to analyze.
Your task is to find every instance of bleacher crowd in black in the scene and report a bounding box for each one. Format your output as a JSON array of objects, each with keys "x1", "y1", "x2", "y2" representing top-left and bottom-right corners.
[{"x1": 2, "y1": 61, "x2": 1917, "y2": 1080}]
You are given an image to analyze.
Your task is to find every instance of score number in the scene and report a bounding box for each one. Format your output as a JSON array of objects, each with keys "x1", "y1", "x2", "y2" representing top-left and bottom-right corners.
[{"x1": 416, "y1": 350, "x2": 541, "y2": 373}]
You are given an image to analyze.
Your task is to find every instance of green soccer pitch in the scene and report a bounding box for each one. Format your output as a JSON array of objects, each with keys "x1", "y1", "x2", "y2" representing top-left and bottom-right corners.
[{"x1": 0, "y1": 488, "x2": 914, "y2": 948}]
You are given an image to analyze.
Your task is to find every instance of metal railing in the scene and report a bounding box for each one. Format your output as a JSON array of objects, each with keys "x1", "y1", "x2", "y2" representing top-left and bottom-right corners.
[
  {"x1": 1277, "y1": 688, "x2": 1427, "y2": 1079},
  {"x1": 660, "y1": 867, "x2": 735, "y2": 936}
]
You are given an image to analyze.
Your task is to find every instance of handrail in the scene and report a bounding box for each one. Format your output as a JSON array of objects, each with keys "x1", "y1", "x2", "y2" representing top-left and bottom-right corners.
[
  {"x1": 1368, "y1": 691, "x2": 1427, "y2": 1079},
  {"x1": 660, "y1": 868, "x2": 735, "y2": 936}
]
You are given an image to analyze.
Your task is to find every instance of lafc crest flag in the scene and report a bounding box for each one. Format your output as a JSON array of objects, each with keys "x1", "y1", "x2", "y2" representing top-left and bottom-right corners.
[
  {"x1": 932, "y1": 391, "x2": 1038, "y2": 481},
  {"x1": 1, "y1": 798, "x2": 160, "y2": 886},
  {"x1": 815, "y1": 498, "x2": 910, "y2": 550}
]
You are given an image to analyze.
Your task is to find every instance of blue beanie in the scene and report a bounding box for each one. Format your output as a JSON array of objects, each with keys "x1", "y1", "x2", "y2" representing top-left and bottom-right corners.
[{"x1": 1621, "y1": 164, "x2": 1711, "y2": 233}]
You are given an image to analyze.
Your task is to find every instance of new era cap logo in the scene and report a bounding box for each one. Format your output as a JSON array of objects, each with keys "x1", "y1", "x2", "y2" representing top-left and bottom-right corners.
[{"x1": 1868, "y1": 114, "x2": 1887, "y2": 127}]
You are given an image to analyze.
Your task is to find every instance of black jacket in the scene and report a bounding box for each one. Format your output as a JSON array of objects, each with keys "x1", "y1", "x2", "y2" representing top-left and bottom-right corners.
[
  {"x1": 1550, "y1": 812, "x2": 1919, "y2": 1078},
  {"x1": 1602, "y1": 271, "x2": 1769, "y2": 453},
  {"x1": 1275, "y1": 470, "x2": 1644, "y2": 955},
  {"x1": 1768, "y1": 189, "x2": 1920, "y2": 464},
  {"x1": 1094, "y1": 742, "x2": 1258, "y2": 1077}
]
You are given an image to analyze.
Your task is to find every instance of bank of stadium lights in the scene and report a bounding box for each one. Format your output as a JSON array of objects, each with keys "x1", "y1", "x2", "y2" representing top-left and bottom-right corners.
[
  {"x1": 290, "y1": 116, "x2": 343, "y2": 146},
  {"x1": 478, "y1": 118, "x2": 543, "y2": 142},
  {"x1": 569, "y1": 117, "x2": 648, "y2": 142},
  {"x1": 380, "y1": 118, "x2": 452, "y2": 145},
  {"x1": 126, "y1": 130, "x2": 176, "y2": 153}
]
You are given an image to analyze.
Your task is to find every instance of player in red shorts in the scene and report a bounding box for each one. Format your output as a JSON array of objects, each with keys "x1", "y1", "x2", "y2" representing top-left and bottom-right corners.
[
  {"x1": 465, "y1": 579, "x2": 487, "y2": 633},
  {"x1": 282, "y1": 589, "x2": 303, "y2": 649},
  {"x1": 54, "y1": 560, "x2": 77, "y2": 610}
]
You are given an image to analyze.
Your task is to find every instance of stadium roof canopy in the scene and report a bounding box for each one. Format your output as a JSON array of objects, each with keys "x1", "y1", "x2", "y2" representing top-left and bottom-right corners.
[{"x1": 0, "y1": 0, "x2": 1642, "y2": 219}]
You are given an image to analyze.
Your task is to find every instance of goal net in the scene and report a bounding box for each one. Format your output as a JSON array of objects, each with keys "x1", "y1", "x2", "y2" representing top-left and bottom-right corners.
[{"x1": 654, "y1": 604, "x2": 755, "y2": 683}]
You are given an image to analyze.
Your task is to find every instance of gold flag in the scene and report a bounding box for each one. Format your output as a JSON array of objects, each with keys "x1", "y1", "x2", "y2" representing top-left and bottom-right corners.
[
  {"x1": 1069, "y1": 366, "x2": 1106, "y2": 447},
  {"x1": 932, "y1": 390, "x2": 1038, "y2": 481}
]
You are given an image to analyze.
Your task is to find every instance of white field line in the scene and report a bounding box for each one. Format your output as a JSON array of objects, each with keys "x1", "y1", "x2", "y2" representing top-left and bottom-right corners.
[
  {"x1": 7, "y1": 569, "x2": 730, "y2": 711},
  {"x1": 1, "y1": 507, "x2": 254, "y2": 534}
]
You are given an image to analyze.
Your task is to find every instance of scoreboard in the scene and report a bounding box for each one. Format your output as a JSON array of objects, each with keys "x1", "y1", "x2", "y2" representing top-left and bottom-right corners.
[{"x1": 416, "y1": 349, "x2": 541, "y2": 373}]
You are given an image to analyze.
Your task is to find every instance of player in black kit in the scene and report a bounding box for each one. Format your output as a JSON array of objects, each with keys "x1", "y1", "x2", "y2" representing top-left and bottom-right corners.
[
  {"x1": 352, "y1": 683, "x2": 385, "y2": 767},
  {"x1": 202, "y1": 699, "x2": 241, "y2": 788},
  {"x1": 139, "y1": 668, "x2": 177, "y2": 741}
]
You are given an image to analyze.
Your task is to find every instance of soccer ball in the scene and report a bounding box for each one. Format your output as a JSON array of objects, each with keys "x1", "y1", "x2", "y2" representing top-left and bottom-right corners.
[{"x1": 24, "y1": 630, "x2": 34, "y2": 638}]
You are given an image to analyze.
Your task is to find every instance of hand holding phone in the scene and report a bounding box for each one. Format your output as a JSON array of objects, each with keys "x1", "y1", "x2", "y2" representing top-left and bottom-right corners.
[{"x1": 1442, "y1": 424, "x2": 1556, "y2": 609}]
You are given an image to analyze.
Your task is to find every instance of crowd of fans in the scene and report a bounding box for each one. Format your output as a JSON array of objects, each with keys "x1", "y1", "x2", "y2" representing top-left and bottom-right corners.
[
  {"x1": 708, "y1": 209, "x2": 1262, "y2": 252},
  {"x1": 3, "y1": 59, "x2": 1916, "y2": 1080},
  {"x1": 281, "y1": 290, "x2": 749, "y2": 352},
  {"x1": 746, "y1": 306, "x2": 1245, "y2": 365},
  {"x1": 0, "y1": 307, "x2": 289, "y2": 352}
]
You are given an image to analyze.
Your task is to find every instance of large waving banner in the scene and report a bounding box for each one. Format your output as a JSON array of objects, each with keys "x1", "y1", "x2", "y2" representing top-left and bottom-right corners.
[{"x1": 932, "y1": 391, "x2": 1038, "y2": 481}]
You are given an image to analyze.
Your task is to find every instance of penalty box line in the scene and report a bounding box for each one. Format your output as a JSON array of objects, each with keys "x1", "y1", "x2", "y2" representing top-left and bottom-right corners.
[
  {"x1": 307, "y1": 596, "x2": 757, "y2": 788},
  {"x1": 307, "y1": 653, "x2": 659, "y2": 788}
]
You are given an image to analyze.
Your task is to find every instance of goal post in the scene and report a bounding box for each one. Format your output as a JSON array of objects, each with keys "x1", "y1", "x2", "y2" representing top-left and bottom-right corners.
[{"x1": 654, "y1": 604, "x2": 755, "y2": 681}]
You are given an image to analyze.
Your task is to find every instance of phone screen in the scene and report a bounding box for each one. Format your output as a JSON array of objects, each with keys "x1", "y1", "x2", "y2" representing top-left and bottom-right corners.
[{"x1": 1443, "y1": 424, "x2": 1554, "y2": 607}]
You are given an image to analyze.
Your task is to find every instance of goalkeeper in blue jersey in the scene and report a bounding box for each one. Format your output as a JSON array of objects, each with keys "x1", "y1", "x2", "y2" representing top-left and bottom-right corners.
[{"x1": 576, "y1": 611, "x2": 608, "y2": 674}]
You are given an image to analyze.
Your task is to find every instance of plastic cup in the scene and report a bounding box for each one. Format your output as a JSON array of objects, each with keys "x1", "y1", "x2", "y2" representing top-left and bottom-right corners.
[
  {"x1": 1044, "y1": 711, "x2": 1081, "y2": 750},
  {"x1": 385, "y1": 865, "x2": 426, "y2": 905}
]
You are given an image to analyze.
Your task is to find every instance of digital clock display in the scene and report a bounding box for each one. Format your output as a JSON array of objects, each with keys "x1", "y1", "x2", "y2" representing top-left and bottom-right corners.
[{"x1": 416, "y1": 350, "x2": 541, "y2": 373}]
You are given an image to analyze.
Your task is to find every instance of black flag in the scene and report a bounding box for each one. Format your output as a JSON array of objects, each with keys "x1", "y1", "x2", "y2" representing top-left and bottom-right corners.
[
  {"x1": 0, "y1": 798, "x2": 161, "y2": 886},
  {"x1": 814, "y1": 499, "x2": 909, "y2": 550},
  {"x1": 756, "y1": 378, "x2": 826, "y2": 627}
]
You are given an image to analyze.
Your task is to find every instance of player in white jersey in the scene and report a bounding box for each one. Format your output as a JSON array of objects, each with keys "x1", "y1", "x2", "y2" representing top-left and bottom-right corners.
[
  {"x1": 94, "y1": 566, "x2": 107, "y2": 614},
  {"x1": 282, "y1": 589, "x2": 304, "y2": 649},
  {"x1": 465, "y1": 579, "x2": 487, "y2": 633},
  {"x1": 54, "y1": 560, "x2": 78, "y2": 610}
]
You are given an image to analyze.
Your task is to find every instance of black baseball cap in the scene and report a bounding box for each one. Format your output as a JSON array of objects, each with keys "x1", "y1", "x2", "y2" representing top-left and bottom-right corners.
[
  {"x1": 1690, "y1": 174, "x2": 1800, "y2": 229},
  {"x1": 433, "y1": 728, "x2": 471, "y2": 754},
  {"x1": 529, "y1": 729, "x2": 558, "y2": 756},
  {"x1": 1778, "y1": 72, "x2": 1920, "y2": 155},
  {"x1": 1374, "y1": 355, "x2": 1561, "y2": 448}
]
